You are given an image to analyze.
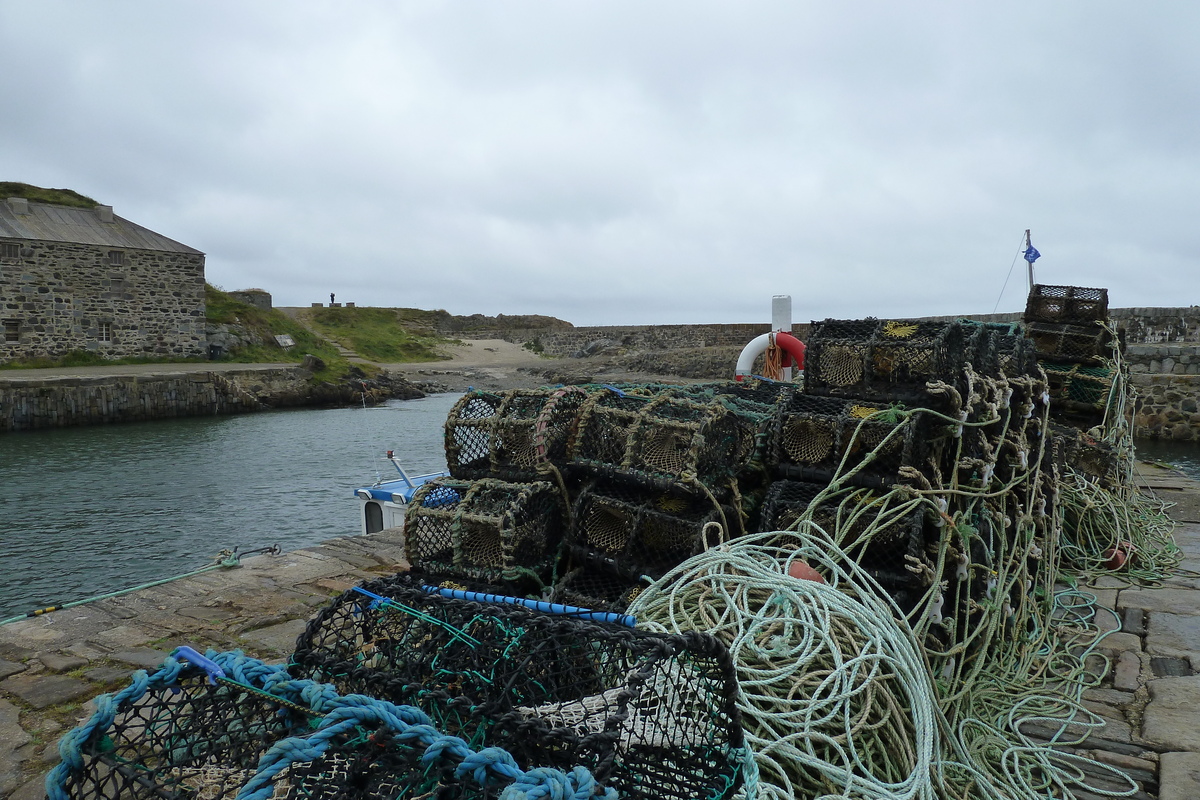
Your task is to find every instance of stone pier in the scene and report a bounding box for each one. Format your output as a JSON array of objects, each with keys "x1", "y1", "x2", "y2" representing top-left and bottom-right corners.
[{"x1": 3, "y1": 468, "x2": 1200, "y2": 798}]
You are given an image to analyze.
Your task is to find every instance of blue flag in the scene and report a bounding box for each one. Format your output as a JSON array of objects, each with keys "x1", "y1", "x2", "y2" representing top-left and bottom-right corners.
[{"x1": 1024, "y1": 245, "x2": 1041, "y2": 264}]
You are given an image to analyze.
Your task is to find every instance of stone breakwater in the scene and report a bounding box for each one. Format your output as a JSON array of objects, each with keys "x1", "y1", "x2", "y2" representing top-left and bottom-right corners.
[{"x1": 0, "y1": 366, "x2": 424, "y2": 432}]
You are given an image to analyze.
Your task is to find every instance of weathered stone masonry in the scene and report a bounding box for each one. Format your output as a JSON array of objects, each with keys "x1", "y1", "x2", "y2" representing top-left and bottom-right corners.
[
  {"x1": 0, "y1": 199, "x2": 206, "y2": 364},
  {"x1": 0, "y1": 368, "x2": 307, "y2": 432}
]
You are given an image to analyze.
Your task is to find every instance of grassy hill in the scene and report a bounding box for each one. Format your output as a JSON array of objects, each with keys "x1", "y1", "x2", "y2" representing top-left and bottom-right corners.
[
  {"x1": 0, "y1": 182, "x2": 99, "y2": 208},
  {"x1": 298, "y1": 306, "x2": 449, "y2": 362}
]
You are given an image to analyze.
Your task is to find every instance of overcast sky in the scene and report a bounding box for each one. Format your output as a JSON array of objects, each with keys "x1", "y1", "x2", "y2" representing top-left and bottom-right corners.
[{"x1": 2, "y1": 2, "x2": 1196, "y2": 326}]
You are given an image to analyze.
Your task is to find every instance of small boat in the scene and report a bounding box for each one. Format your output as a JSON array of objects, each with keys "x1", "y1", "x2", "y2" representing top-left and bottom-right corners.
[{"x1": 354, "y1": 450, "x2": 447, "y2": 534}]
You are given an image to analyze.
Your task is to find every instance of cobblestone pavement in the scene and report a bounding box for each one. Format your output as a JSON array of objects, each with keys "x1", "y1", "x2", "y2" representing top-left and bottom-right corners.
[{"x1": 2, "y1": 467, "x2": 1199, "y2": 798}]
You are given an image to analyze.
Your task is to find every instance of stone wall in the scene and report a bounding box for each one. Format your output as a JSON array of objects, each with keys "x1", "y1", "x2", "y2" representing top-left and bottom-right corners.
[
  {"x1": 1132, "y1": 374, "x2": 1200, "y2": 441},
  {"x1": 1126, "y1": 344, "x2": 1200, "y2": 376},
  {"x1": 471, "y1": 307, "x2": 1200, "y2": 357},
  {"x1": 230, "y1": 289, "x2": 272, "y2": 311},
  {"x1": 464, "y1": 322, "x2": 814, "y2": 358},
  {"x1": 0, "y1": 240, "x2": 206, "y2": 364},
  {"x1": 0, "y1": 368, "x2": 306, "y2": 431}
]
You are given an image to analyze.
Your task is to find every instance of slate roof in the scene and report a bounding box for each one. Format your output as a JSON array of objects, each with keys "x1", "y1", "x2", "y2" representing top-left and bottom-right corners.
[{"x1": 0, "y1": 199, "x2": 203, "y2": 255}]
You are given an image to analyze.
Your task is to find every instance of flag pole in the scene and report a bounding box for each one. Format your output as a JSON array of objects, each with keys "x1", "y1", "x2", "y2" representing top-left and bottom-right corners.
[{"x1": 1025, "y1": 229, "x2": 1034, "y2": 291}]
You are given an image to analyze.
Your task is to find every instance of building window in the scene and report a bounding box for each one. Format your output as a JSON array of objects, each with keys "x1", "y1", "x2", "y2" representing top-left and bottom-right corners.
[
  {"x1": 98, "y1": 322, "x2": 112, "y2": 342},
  {"x1": 2, "y1": 320, "x2": 18, "y2": 343},
  {"x1": 1, "y1": 242, "x2": 19, "y2": 260},
  {"x1": 108, "y1": 250, "x2": 125, "y2": 266}
]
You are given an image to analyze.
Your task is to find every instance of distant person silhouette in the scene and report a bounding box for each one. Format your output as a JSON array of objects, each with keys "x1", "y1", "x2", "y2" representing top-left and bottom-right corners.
[{"x1": 330, "y1": 292, "x2": 335, "y2": 305}]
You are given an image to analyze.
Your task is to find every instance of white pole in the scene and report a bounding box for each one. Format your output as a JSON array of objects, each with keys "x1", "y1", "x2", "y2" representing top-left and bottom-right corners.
[{"x1": 772, "y1": 295, "x2": 793, "y2": 381}]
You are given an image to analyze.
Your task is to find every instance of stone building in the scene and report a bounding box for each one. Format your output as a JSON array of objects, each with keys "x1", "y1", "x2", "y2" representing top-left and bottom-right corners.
[{"x1": 0, "y1": 196, "x2": 206, "y2": 364}]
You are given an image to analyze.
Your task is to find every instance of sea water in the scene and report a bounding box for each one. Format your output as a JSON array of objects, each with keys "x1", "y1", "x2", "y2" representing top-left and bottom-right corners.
[{"x1": 0, "y1": 393, "x2": 460, "y2": 619}]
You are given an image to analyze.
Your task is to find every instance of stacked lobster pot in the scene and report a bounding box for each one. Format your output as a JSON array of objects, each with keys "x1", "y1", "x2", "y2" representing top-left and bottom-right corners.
[
  {"x1": 408, "y1": 383, "x2": 776, "y2": 611},
  {"x1": 759, "y1": 316, "x2": 1053, "y2": 665},
  {"x1": 761, "y1": 319, "x2": 970, "y2": 610},
  {"x1": 1023, "y1": 284, "x2": 1120, "y2": 429}
]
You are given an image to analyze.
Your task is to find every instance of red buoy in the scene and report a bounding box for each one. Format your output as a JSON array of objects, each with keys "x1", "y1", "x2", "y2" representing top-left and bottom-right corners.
[{"x1": 788, "y1": 559, "x2": 826, "y2": 584}]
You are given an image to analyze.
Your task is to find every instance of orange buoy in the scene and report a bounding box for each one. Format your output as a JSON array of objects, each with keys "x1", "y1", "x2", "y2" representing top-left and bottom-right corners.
[
  {"x1": 1103, "y1": 541, "x2": 1133, "y2": 571},
  {"x1": 788, "y1": 559, "x2": 827, "y2": 584}
]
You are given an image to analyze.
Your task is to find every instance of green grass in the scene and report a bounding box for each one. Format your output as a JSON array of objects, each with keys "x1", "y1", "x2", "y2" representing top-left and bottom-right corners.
[
  {"x1": 0, "y1": 181, "x2": 99, "y2": 208},
  {"x1": 205, "y1": 285, "x2": 350, "y2": 380},
  {"x1": 304, "y1": 306, "x2": 450, "y2": 363}
]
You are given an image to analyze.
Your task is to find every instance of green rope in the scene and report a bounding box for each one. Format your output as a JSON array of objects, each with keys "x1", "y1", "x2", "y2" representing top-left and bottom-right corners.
[{"x1": 0, "y1": 547, "x2": 277, "y2": 626}]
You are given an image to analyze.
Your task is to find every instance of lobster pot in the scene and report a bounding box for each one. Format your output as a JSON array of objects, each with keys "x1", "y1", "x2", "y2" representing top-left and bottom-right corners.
[
  {"x1": 552, "y1": 552, "x2": 649, "y2": 614},
  {"x1": 758, "y1": 480, "x2": 933, "y2": 608},
  {"x1": 775, "y1": 394, "x2": 943, "y2": 489},
  {"x1": 568, "y1": 481, "x2": 728, "y2": 578},
  {"x1": 1023, "y1": 284, "x2": 1109, "y2": 325},
  {"x1": 48, "y1": 650, "x2": 618, "y2": 800},
  {"x1": 1041, "y1": 361, "x2": 1115, "y2": 415},
  {"x1": 1026, "y1": 322, "x2": 1114, "y2": 365},
  {"x1": 803, "y1": 318, "x2": 971, "y2": 406},
  {"x1": 47, "y1": 651, "x2": 318, "y2": 800},
  {"x1": 570, "y1": 389, "x2": 754, "y2": 492},
  {"x1": 993, "y1": 329, "x2": 1040, "y2": 378},
  {"x1": 290, "y1": 575, "x2": 748, "y2": 800},
  {"x1": 676, "y1": 379, "x2": 799, "y2": 466},
  {"x1": 404, "y1": 477, "x2": 565, "y2": 590},
  {"x1": 444, "y1": 387, "x2": 588, "y2": 480},
  {"x1": 1048, "y1": 423, "x2": 1120, "y2": 488}
]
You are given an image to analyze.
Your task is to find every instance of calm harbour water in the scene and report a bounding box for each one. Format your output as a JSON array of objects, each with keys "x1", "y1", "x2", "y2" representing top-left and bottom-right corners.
[{"x1": 0, "y1": 393, "x2": 460, "y2": 619}]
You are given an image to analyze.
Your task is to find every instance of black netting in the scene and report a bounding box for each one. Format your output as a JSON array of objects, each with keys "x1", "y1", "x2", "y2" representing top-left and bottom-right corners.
[
  {"x1": 570, "y1": 389, "x2": 754, "y2": 493},
  {"x1": 1023, "y1": 284, "x2": 1109, "y2": 325},
  {"x1": 568, "y1": 481, "x2": 728, "y2": 578},
  {"x1": 444, "y1": 387, "x2": 590, "y2": 481},
  {"x1": 996, "y1": 331, "x2": 1040, "y2": 378},
  {"x1": 404, "y1": 477, "x2": 566, "y2": 592},
  {"x1": 552, "y1": 549, "x2": 651, "y2": 613},
  {"x1": 1025, "y1": 322, "x2": 1114, "y2": 365},
  {"x1": 290, "y1": 575, "x2": 748, "y2": 800},
  {"x1": 804, "y1": 318, "x2": 971, "y2": 405}
]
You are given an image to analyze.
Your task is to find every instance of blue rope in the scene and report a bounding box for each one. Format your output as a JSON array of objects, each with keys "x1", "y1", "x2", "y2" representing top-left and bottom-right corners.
[{"x1": 421, "y1": 584, "x2": 637, "y2": 627}]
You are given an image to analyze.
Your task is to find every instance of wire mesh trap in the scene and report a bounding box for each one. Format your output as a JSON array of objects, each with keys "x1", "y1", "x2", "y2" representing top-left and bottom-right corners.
[
  {"x1": 803, "y1": 318, "x2": 975, "y2": 406},
  {"x1": 569, "y1": 388, "x2": 755, "y2": 493},
  {"x1": 1025, "y1": 321, "x2": 1115, "y2": 365},
  {"x1": 550, "y1": 552, "x2": 650, "y2": 614},
  {"x1": 1048, "y1": 422, "x2": 1120, "y2": 489},
  {"x1": 444, "y1": 387, "x2": 590, "y2": 481},
  {"x1": 48, "y1": 649, "x2": 619, "y2": 800},
  {"x1": 773, "y1": 393, "x2": 943, "y2": 488},
  {"x1": 404, "y1": 477, "x2": 566, "y2": 592},
  {"x1": 1023, "y1": 284, "x2": 1109, "y2": 325},
  {"x1": 567, "y1": 480, "x2": 729, "y2": 579},
  {"x1": 290, "y1": 574, "x2": 748, "y2": 800},
  {"x1": 1041, "y1": 361, "x2": 1116, "y2": 416}
]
